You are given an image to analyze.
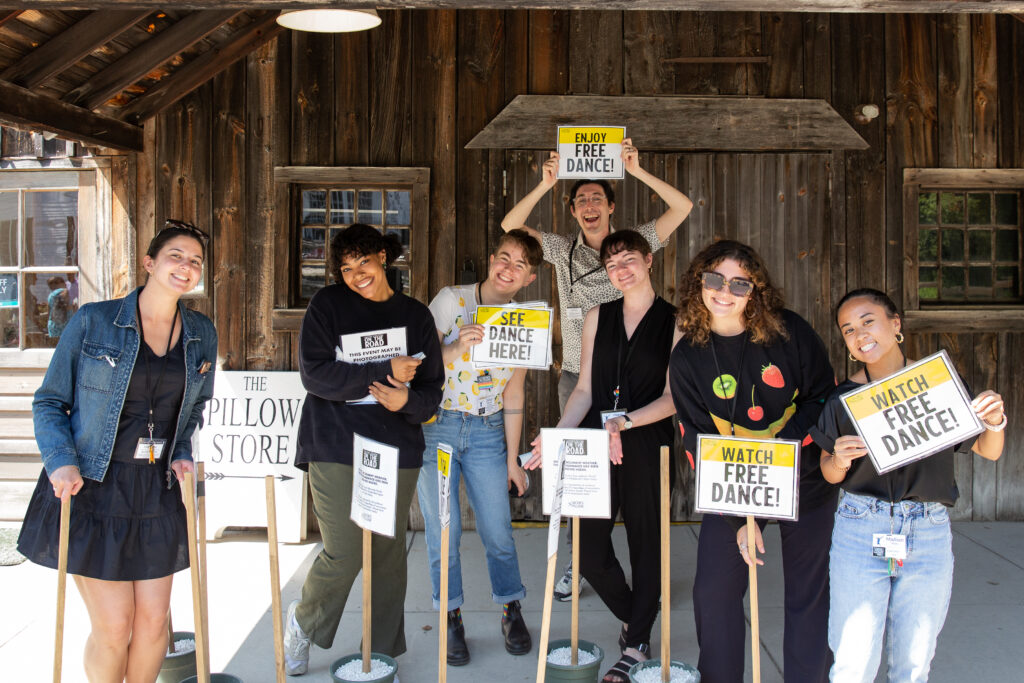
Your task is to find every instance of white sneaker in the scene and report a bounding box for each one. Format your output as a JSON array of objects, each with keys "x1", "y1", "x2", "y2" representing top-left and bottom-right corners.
[
  {"x1": 283, "y1": 600, "x2": 310, "y2": 676},
  {"x1": 552, "y1": 566, "x2": 586, "y2": 602}
]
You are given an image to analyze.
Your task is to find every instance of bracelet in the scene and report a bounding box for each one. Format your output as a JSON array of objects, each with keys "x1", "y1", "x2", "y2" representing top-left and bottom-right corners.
[
  {"x1": 832, "y1": 455, "x2": 851, "y2": 473},
  {"x1": 984, "y1": 413, "x2": 1008, "y2": 432}
]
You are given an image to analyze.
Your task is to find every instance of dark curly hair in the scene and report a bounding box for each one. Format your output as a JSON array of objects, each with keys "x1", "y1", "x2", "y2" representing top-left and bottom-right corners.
[
  {"x1": 834, "y1": 287, "x2": 900, "y2": 327},
  {"x1": 329, "y1": 223, "x2": 403, "y2": 282},
  {"x1": 676, "y1": 239, "x2": 788, "y2": 346}
]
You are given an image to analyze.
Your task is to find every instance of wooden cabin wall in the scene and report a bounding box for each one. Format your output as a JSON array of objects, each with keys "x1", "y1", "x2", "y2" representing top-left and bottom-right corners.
[{"x1": 145, "y1": 11, "x2": 1024, "y2": 522}]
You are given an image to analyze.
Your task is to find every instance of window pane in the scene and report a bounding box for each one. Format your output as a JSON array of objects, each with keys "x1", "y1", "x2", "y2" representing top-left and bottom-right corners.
[
  {"x1": 941, "y1": 229, "x2": 964, "y2": 261},
  {"x1": 995, "y1": 229, "x2": 1019, "y2": 261},
  {"x1": 358, "y1": 190, "x2": 382, "y2": 224},
  {"x1": 918, "y1": 229, "x2": 937, "y2": 261},
  {"x1": 918, "y1": 265, "x2": 938, "y2": 300},
  {"x1": 29, "y1": 271, "x2": 78, "y2": 347},
  {"x1": 967, "y1": 193, "x2": 991, "y2": 224},
  {"x1": 330, "y1": 190, "x2": 355, "y2": 225},
  {"x1": 994, "y1": 266, "x2": 1020, "y2": 300},
  {"x1": 918, "y1": 192, "x2": 937, "y2": 225},
  {"x1": 968, "y1": 266, "x2": 992, "y2": 299},
  {"x1": 300, "y1": 227, "x2": 325, "y2": 260},
  {"x1": 0, "y1": 192, "x2": 16, "y2": 267},
  {"x1": 995, "y1": 193, "x2": 1018, "y2": 225},
  {"x1": 301, "y1": 190, "x2": 326, "y2": 225},
  {"x1": 968, "y1": 230, "x2": 991, "y2": 262},
  {"x1": 940, "y1": 192, "x2": 964, "y2": 224},
  {"x1": 300, "y1": 264, "x2": 325, "y2": 301},
  {"x1": 941, "y1": 266, "x2": 965, "y2": 299},
  {"x1": 395, "y1": 267, "x2": 411, "y2": 296},
  {"x1": 385, "y1": 191, "x2": 410, "y2": 225},
  {"x1": 0, "y1": 306, "x2": 17, "y2": 349},
  {"x1": 24, "y1": 190, "x2": 77, "y2": 267}
]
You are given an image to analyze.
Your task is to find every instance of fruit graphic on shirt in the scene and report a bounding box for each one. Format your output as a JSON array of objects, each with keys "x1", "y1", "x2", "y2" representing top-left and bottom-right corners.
[
  {"x1": 458, "y1": 393, "x2": 470, "y2": 407},
  {"x1": 761, "y1": 363, "x2": 785, "y2": 388},
  {"x1": 458, "y1": 370, "x2": 471, "y2": 382},
  {"x1": 747, "y1": 386, "x2": 764, "y2": 421},
  {"x1": 712, "y1": 374, "x2": 737, "y2": 400}
]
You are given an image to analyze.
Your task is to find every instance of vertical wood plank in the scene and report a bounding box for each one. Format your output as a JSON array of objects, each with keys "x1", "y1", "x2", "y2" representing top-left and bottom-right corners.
[
  {"x1": 528, "y1": 9, "x2": 569, "y2": 95},
  {"x1": 109, "y1": 155, "x2": 136, "y2": 299},
  {"x1": 972, "y1": 332, "x2": 999, "y2": 520},
  {"x1": 368, "y1": 11, "x2": 412, "y2": 166},
  {"x1": 291, "y1": 32, "x2": 334, "y2": 166},
  {"x1": 333, "y1": 30, "x2": 370, "y2": 166},
  {"x1": 971, "y1": 14, "x2": 999, "y2": 169},
  {"x1": 763, "y1": 12, "x2": 803, "y2": 98},
  {"x1": 568, "y1": 10, "x2": 623, "y2": 95},
  {"x1": 623, "y1": 11, "x2": 678, "y2": 95},
  {"x1": 713, "y1": 12, "x2": 762, "y2": 96},
  {"x1": 936, "y1": 15, "x2": 972, "y2": 168},
  {"x1": 995, "y1": 16, "x2": 1023, "y2": 168},
  {"x1": 996, "y1": 333, "x2": 1024, "y2": 518},
  {"x1": 136, "y1": 118, "x2": 158, "y2": 285}
]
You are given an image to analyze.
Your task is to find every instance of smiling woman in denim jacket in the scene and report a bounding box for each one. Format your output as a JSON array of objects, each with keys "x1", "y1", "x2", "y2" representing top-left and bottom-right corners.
[{"x1": 18, "y1": 221, "x2": 217, "y2": 683}]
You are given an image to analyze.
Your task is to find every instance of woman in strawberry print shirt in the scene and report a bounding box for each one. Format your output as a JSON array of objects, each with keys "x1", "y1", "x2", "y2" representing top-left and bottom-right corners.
[{"x1": 669, "y1": 240, "x2": 837, "y2": 683}]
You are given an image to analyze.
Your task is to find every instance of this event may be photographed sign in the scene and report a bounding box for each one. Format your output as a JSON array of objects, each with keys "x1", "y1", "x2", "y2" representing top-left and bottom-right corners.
[
  {"x1": 437, "y1": 442, "x2": 453, "y2": 529},
  {"x1": 471, "y1": 305, "x2": 553, "y2": 370},
  {"x1": 695, "y1": 435, "x2": 800, "y2": 522},
  {"x1": 546, "y1": 458, "x2": 567, "y2": 560},
  {"x1": 197, "y1": 371, "x2": 306, "y2": 542},
  {"x1": 338, "y1": 326, "x2": 407, "y2": 405},
  {"x1": 540, "y1": 428, "x2": 611, "y2": 519},
  {"x1": 557, "y1": 126, "x2": 626, "y2": 179},
  {"x1": 839, "y1": 350, "x2": 984, "y2": 475},
  {"x1": 351, "y1": 433, "x2": 400, "y2": 537}
]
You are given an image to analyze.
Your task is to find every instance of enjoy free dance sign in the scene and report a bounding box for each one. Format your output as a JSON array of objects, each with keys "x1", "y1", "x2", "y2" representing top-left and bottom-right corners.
[{"x1": 556, "y1": 126, "x2": 626, "y2": 179}]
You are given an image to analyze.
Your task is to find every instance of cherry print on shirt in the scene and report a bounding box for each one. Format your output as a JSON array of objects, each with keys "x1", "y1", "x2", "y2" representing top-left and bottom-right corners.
[{"x1": 747, "y1": 386, "x2": 764, "y2": 421}]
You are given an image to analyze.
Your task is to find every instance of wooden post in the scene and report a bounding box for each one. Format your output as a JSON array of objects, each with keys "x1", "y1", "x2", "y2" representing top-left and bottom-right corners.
[
  {"x1": 660, "y1": 446, "x2": 671, "y2": 683},
  {"x1": 183, "y1": 472, "x2": 209, "y2": 683},
  {"x1": 52, "y1": 495, "x2": 70, "y2": 683},
  {"x1": 196, "y1": 462, "x2": 211, "y2": 674},
  {"x1": 438, "y1": 524, "x2": 450, "y2": 683},
  {"x1": 265, "y1": 476, "x2": 286, "y2": 683},
  {"x1": 570, "y1": 517, "x2": 579, "y2": 666},
  {"x1": 747, "y1": 515, "x2": 761, "y2": 683},
  {"x1": 362, "y1": 528, "x2": 372, "y2": 674},
  {"x1": 535, "y1": 553, "x2": 558, "y2": 683}
]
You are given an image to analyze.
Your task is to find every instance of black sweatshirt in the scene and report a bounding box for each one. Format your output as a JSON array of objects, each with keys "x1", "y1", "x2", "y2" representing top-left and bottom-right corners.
[
  {"x1": 295, "y1": 284, "x2": 444, "y2": 470},
  {"x1": 669, "y1": 309, "x2": 838, "y2": 527}
]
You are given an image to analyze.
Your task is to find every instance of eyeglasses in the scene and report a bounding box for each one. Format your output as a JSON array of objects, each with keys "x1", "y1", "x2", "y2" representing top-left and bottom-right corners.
[
  {"x1": 572, "y1": 195, "x2": 607, "y2": 208},
  {"x1": 162, "y1": 219, "x2": 210, "y2": 243},
  {"x1": 701, "y1": 271, "x2": 754, "y2": 298}
]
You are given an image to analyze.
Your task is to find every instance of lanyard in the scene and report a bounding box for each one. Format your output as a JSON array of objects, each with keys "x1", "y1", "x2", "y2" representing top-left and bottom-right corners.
[
  {"x1": 567, "y1": 236, "x2": 605, "y2": 296},
  {"x1": 136, "y1": 297, "x2": 179, "y2": 464},
  {"x1": 612, "y1": 305, "x2": 643, "y2": 410},
  {"x1": 709, "y1": 333, "x2": 749, "y2": 436}
]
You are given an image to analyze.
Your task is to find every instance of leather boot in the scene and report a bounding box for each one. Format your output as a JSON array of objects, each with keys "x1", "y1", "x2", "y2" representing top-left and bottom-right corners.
[
  {"x1": 501, "y1": 601, "x2": 532, "y2": 655},
  {"x1": 447, "y1": 609, "x2": 470, "y2": 666}
]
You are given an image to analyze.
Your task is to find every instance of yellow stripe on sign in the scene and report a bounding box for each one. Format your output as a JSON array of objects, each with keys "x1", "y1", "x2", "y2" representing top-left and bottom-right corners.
[
  {"x1": 476, "y1": 307, "x2": 551, "y2": 329},
  {"x1": 844, "y1": 356, "x2": 954, "y2": 421},
  {"x1": 557, "y1": 127, "x2": 626, "y2": 145},
  {"x1": 699, "y1": 437, "x2": 796, "y2": 468},
  {"x1": 437, "y1": 447, "x2": 451, "y2": 477}
]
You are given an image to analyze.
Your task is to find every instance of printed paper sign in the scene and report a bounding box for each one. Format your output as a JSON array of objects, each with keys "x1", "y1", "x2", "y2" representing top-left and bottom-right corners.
[
  {"x1": 198, "y1": 371, "x2": 307, "y2": 542},
  {"x1": 437, "y1": 442, "x2": 453, "y2": 529},
  {"x1": 351, "y1": 433, "x2": 400, "y2": 537},
  {"x1": 557, "y1": 126, "x2": 626, "y2": 179},
  {"x1": 471, "y1": 305, "x2": 553, "y2": 369},
  {"x1": 547, "y1": 458, "x2": 566, "y2": 560},
  {"x1": 540, "y1": 428, "x2": 611, "y2": 519},
  {"x1": 337, "y1": 326, "x2": 407, "y2": 404},
  {"x1": 839, "y1": 350, "x2": 984, "y2": 474},
  {"x1": 695, "y1": 435, "x2": 800, "y2": 522}
]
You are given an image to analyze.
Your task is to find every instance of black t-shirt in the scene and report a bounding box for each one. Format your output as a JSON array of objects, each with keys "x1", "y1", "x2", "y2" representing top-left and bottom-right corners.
[{"x1": 112, "y1": 334, "x2": 185, "y2": 463}]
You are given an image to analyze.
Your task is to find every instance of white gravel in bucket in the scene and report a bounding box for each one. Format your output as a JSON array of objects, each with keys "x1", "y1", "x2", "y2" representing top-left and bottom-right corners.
[
  {"x1": 334, "y1": 658, "x2": 395, "y2": 680},
  {"x1": 631, "y1": 664, "x2": 699, "y2": 683},
  {"x1": 168, "y1": 639, "x2": 196, "y2": 656},
  {"x1": 547, "y1": 646, "x2": 598, "y2": 666}
]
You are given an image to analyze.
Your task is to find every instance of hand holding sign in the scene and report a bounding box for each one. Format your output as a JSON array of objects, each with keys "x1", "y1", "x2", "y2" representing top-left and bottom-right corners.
[
  {"x1": 831, "y1": 434, "x2": 869, "y2": 471},
  {"x1": 541, "y1": 151, "x2": 559, "y2": 190},
  {"x1": 621, "y1": 137, "x2": 639, "y2": 176},
  {"x1": 456, "y1": 323, "x2": 486, "y2": 351},
  {"x1": 368, "y1": 376, "x2": 410, "y2": 412},
  {"x1": 390, "y1": 355, "x2": 421, "y2": 383},
  {"x1": 972, "y1": 389, "x2": 1006, "y2": 428},
  {"x1": 737, "y1": 522, "x2": 765, "y2": 567}
]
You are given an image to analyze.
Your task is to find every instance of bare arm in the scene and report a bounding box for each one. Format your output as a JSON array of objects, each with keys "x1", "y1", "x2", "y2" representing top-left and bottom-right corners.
[
  {"x1": 499, "y1": 151, "x2": 559, "y2": 241},
  {"x1": 971, "y1": 389, "x2": 1006, "y2": 461},
  {"x1": 621, "y1": 138, "x2": 694, "y2": 243},
  {"x1": 503, "y1": 368, "x2": 529, "y2": 495},
  {"x1": 557, "y1": 305, "x2": 599, "y2": 429}
]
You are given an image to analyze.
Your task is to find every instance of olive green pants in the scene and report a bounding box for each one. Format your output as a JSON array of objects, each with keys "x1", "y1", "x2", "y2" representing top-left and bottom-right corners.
[{"x1": 294, "y1": 461, "x2": 419, "y2": 657}]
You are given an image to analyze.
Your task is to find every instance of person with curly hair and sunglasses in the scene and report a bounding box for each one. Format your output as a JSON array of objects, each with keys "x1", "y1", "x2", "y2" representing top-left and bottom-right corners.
[{"x1": 668, "y1": 240, "x2": 837, "y2": 683}]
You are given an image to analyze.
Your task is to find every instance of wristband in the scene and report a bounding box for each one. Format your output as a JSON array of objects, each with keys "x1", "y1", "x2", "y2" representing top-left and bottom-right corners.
[{"x1": 984, "y1": 413, "x2": 1008, "y2": 432}]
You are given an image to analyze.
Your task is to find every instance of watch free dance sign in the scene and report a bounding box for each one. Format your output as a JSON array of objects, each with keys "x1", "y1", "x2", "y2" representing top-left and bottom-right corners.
[{"x1": 695, "y1": 435, "x2": 800, "y2": 522}]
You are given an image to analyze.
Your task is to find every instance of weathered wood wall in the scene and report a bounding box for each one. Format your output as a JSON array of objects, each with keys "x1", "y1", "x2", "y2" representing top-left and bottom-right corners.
[{"x1": 144, "y1": 10, "x2": 1024, "y2": 522}]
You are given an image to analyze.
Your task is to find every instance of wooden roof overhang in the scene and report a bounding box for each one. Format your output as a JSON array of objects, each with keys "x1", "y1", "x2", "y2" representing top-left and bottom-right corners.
[{"x1": 3, "y1": 2, "x2": 1024, "y2": 11}]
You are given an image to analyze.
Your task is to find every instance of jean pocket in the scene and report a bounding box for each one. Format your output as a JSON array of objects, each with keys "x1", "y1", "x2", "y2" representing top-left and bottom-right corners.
[
  {"x1": 78, "y1": 342, "x2": 121, "y2": 392},
  {"x1": 483, "y1": 412, "x2": 505, "y2": 429},
  {"x1": 927, "y1": 504, "x2": 950, "y2": 526},
  {"x1": 837, "y1": 497, "x2": 871, "y2": 520}
]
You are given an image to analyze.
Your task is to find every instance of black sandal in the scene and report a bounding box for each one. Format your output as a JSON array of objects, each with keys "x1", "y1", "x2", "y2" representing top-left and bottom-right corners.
[{"x1": 602, "y1": 643, "x2": 649, "y2": 683}]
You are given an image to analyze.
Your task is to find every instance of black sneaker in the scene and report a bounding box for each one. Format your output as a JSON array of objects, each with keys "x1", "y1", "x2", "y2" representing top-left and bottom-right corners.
[
  {"x1": 447, "y1": 609, "x2": 470, "y2": 666},
  {"x1": 501, "y1": 601, "x2": 532, "y2": 655}
]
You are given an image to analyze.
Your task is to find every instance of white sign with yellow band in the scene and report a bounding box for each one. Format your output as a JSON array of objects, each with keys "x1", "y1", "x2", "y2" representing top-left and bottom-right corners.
[
  {"x1": 839, "y1": 350, "x2": 983, "y2": 475},
  {"x1": 695, "y1": 435, "x2": 800, "y2": 522},
  {"x1": 471, "y1": 304, "x2": 553, "y2": 369},
  {"x1": 557, "y1": 126, "x2": 625, "y2": 179},
  {"x1": 437, "y1": 442, "x2": 453, "y2": 529}
]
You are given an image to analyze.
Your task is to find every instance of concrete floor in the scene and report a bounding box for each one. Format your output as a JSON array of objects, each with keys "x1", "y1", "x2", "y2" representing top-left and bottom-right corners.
[{"x1": 1, "y1": 521, "x2": 1022, "y2": 682}]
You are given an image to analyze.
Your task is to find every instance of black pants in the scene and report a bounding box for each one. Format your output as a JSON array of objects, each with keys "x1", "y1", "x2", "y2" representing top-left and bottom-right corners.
[
  {"x1": 693, "y1": 501, "x2": 835, "y2": 683},
  {"x1": 578, "y1": 449, "x2": 662, "y2": 648}
]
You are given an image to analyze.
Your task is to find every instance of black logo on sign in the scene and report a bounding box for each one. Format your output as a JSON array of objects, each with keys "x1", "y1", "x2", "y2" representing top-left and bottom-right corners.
[
  {"x1": 361, "y1": 334, "x2": 388, "y2": 349},
  {"x1": 362, "y1": 450, "x2": 381, "y2": 469},
  {"x1": 563, "y1": 439, "x2": 587, "y2": 456}
]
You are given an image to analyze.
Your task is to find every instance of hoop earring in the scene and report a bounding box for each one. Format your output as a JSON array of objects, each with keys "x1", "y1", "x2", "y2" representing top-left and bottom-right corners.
[
  {"x1": 895, "y1": 332, "x2": 904, "y2": 344},
  {"x1": 849, "y1": 352, "x2": 857, "y2": 362}
]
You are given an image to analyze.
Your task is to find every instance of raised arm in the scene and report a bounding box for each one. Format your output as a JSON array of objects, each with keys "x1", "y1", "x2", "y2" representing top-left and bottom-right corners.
[
  {"x1": 499, "y1": 151, "x2": 559, "y2": 242},
  {"x1": 621, "y1": 138, "x2": 694, "y2": 243}
]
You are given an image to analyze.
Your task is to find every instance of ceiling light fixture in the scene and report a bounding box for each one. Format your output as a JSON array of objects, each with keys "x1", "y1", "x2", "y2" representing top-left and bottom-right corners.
[{"x1": 276, "y1": 9, "x2": 382, "y2": 33}]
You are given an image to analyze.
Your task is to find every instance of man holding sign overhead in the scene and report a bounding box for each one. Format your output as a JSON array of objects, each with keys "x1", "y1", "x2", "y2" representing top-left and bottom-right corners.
[{"x1": 416, "y1": 230, "x2": 543, "y2": 666}]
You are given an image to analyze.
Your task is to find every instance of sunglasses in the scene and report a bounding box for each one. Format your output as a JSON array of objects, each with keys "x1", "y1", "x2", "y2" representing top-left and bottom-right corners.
[
  {"x1": 162, "y1": 219, "x2": 210, "y2": 243},
  {"x1": 701, "y1": 271, "x2": 754, "y2": 298}
]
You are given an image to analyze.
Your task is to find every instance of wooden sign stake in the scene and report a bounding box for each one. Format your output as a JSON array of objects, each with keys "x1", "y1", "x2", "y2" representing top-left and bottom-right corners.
[
  {"x1": 52, "y1": 495, "x2": 70, "y2": 683},
  {"x1": 570, "y1": 517, "x2": 580, "y2": 666},
  {"x1": 438, "y1": 524, "x2": 450, "y2": 683},
  {"x1": 747, "y1": 514, "x2": 761, "y2": 683},
  {"x1": 659, "y1": 446, "x2": 671, "y2": 683},
  {"x1": 183, "y1": 471, "x2": 210, "y2": 683},
  {"x1": 167, "y1": 612, "x2": 175, "y2": 654},
  {"x1": 535, "y1": 552, "x2": 558, "y2": 683},
  {"x1": 362, "y1": 528, "x2": 372, "y2": 674},
  {"x1": 265, "y1": 476, "x2": 286, "y2": 683},
  {"x1": 197, "y1": 462, "x2": 211, "y2": 675}
]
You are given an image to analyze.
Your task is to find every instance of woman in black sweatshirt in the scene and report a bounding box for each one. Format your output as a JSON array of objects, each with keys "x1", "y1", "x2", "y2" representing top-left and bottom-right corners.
[
  {"x1": 283, "y1": 224, "x2": 443, "y2": 676},
  {"x1": 668, "y1": 240, "x2": 836, "y2": 683}
]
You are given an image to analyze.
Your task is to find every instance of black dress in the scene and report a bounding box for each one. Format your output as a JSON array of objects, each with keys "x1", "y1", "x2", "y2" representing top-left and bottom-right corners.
[
  {"x1": 18, "y1": 335, "x2": 189, "y2": 581},
  {"x1": 577, "y1": 296, "x2": 676, "y2": 649}
]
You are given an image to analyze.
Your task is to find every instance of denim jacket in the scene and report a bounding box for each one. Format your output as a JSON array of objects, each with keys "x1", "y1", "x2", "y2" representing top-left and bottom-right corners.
[{"x1": 33, "y1": 287, "x2": 218, "y2": 482}]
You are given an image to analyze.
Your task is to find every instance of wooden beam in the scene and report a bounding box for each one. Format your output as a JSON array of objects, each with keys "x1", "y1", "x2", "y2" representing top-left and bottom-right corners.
[
  {"x1": 0, "y1": 10, "x2": 22, "y2": 28},
  {"x1": 663, "y1": 56, "x2": 771, "y2": 64},
  {"x1": 0, "y1": 78, "x2": 143, "y2": 152},
  {"x1": 466, "y1": 94, "x2": 869, "y2": 151},
  {"x1": 904, "y1": 167, "x2": 1024, "y2": 187},
  {"x1": 120, "y1": 11, "x2": 283, "y2": 124},
  {"x1": 62, "y1": 9, "x2": 240, "y2": 111},
  {"x1": 0, "y1": 10, "x2": 151, "y2": 89}
]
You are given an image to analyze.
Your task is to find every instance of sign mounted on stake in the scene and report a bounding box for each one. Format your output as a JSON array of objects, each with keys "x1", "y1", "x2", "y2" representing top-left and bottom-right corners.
[
  {"x1": 351, "y1": 433, "x2": 400, "y2": 537},
  {"x1": 557, "y1": 126, "x2": 625, "y2": 179},
  {"x1": 437, "y1": 442, "x2": 453, "y2": 529},
  {"x1": 695, "y1": 435, "x2": 800, "y2": 522},
  {"x1": 839, "y1": 350, "x2": 984, "y2": 475},
  {"x1": 471, "y1": 304, "x2": 553, "y2": 369},
  {"x1": 540, "y1": 428, "x2": 611, "y2": 519}
]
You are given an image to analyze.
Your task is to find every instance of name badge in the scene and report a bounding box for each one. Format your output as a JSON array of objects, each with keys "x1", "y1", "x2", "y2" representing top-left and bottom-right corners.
[
  {"x1": 134, "y1": 438, "x2": 167, "y2": 462},
  {"x1": 567, "y1": 307, "x2": 584, "y2": 321},
  {"x1": 600, "y1": 409, "x2": 627, "y2": 426},
  {"x1": 872, "y1": 533, "x2": 907, "y2": 561},
  {"x1": 476, "y1": 394, "x2": 500, "y2": 416}
]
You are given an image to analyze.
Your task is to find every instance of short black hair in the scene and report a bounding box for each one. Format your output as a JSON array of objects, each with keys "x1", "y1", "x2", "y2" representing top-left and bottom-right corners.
[
  {"x1": 568, "y1": 179, "x2": 615, "y2": 207},
  {"x1": 147, "y1": 220, "x2": 208, "y2": 260},
  {"x1": 834, "y1": 288, "x2": 900, "y2": 327},
  {"x1": 599, "y1": 230, "x2": 651, "y2": 264},
  {"x1": 496, "y1": 229, "x2": 543, "y2": 272},
  {"x1": 330, "y1": 223, "x2": 403, "y2": 281}
]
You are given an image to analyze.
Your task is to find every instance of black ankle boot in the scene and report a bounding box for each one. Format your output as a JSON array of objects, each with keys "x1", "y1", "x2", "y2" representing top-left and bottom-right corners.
[
  {"x1": 501, "y1": 601, "x2": 532, "y2": 655},
  {"x1": 447, "y1": 609, "x2": 470, "y2": 666}
]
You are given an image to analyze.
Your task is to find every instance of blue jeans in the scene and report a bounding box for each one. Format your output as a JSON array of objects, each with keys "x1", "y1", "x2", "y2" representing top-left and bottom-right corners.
[
  {"x1": 829, "y1": 492, "x2": 954, "y2": 683},
  {"x1": 417, "y1": 409, "x2": 526, "y2": 610}
]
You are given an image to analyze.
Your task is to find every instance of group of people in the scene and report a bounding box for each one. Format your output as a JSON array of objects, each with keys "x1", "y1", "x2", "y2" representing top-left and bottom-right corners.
[{"x1": 17, "y1": 137, "x2": 1007, "y2": 683}]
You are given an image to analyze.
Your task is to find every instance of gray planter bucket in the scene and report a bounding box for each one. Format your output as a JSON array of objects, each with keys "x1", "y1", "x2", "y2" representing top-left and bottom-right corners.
[
  {"x1": 180, "y1": 675, "x2": 242, "y2": 683},
  {"x1": 157, "y1": 632, "x2": 198, "y2": 683},
  {"x1": 628, "y1": 658, "x2": 701, "y2": 683},
  {"x1": 545, "y1": 638, "x2": 605, "y2": 683},
  {"x1": 330, "y1": 653, "x2": 398, "y2": 683}
]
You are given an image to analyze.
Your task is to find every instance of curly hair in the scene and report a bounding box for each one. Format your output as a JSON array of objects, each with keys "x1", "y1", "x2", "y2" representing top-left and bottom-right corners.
[
  {"x1": 676, "y1": 239, "x2": 788, "y2": 346},
  {"x1": 329, "y1": 223, "x2": 403, "y2": 282}
]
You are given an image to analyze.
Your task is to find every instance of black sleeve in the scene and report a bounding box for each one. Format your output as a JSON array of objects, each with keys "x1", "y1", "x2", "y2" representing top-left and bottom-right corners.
[
  {"x1": 397, "y1": 304, "x2": 444, "y2": 424},
  {"x1": 775, "y1": 312, "x2": 836, "y2": 444},
  {"x1": 669, "y1": 345, "x2": 707, "y2": 461},
  {"x1": 810, "y1": 394, "x2": 846, "y2": 455}
]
